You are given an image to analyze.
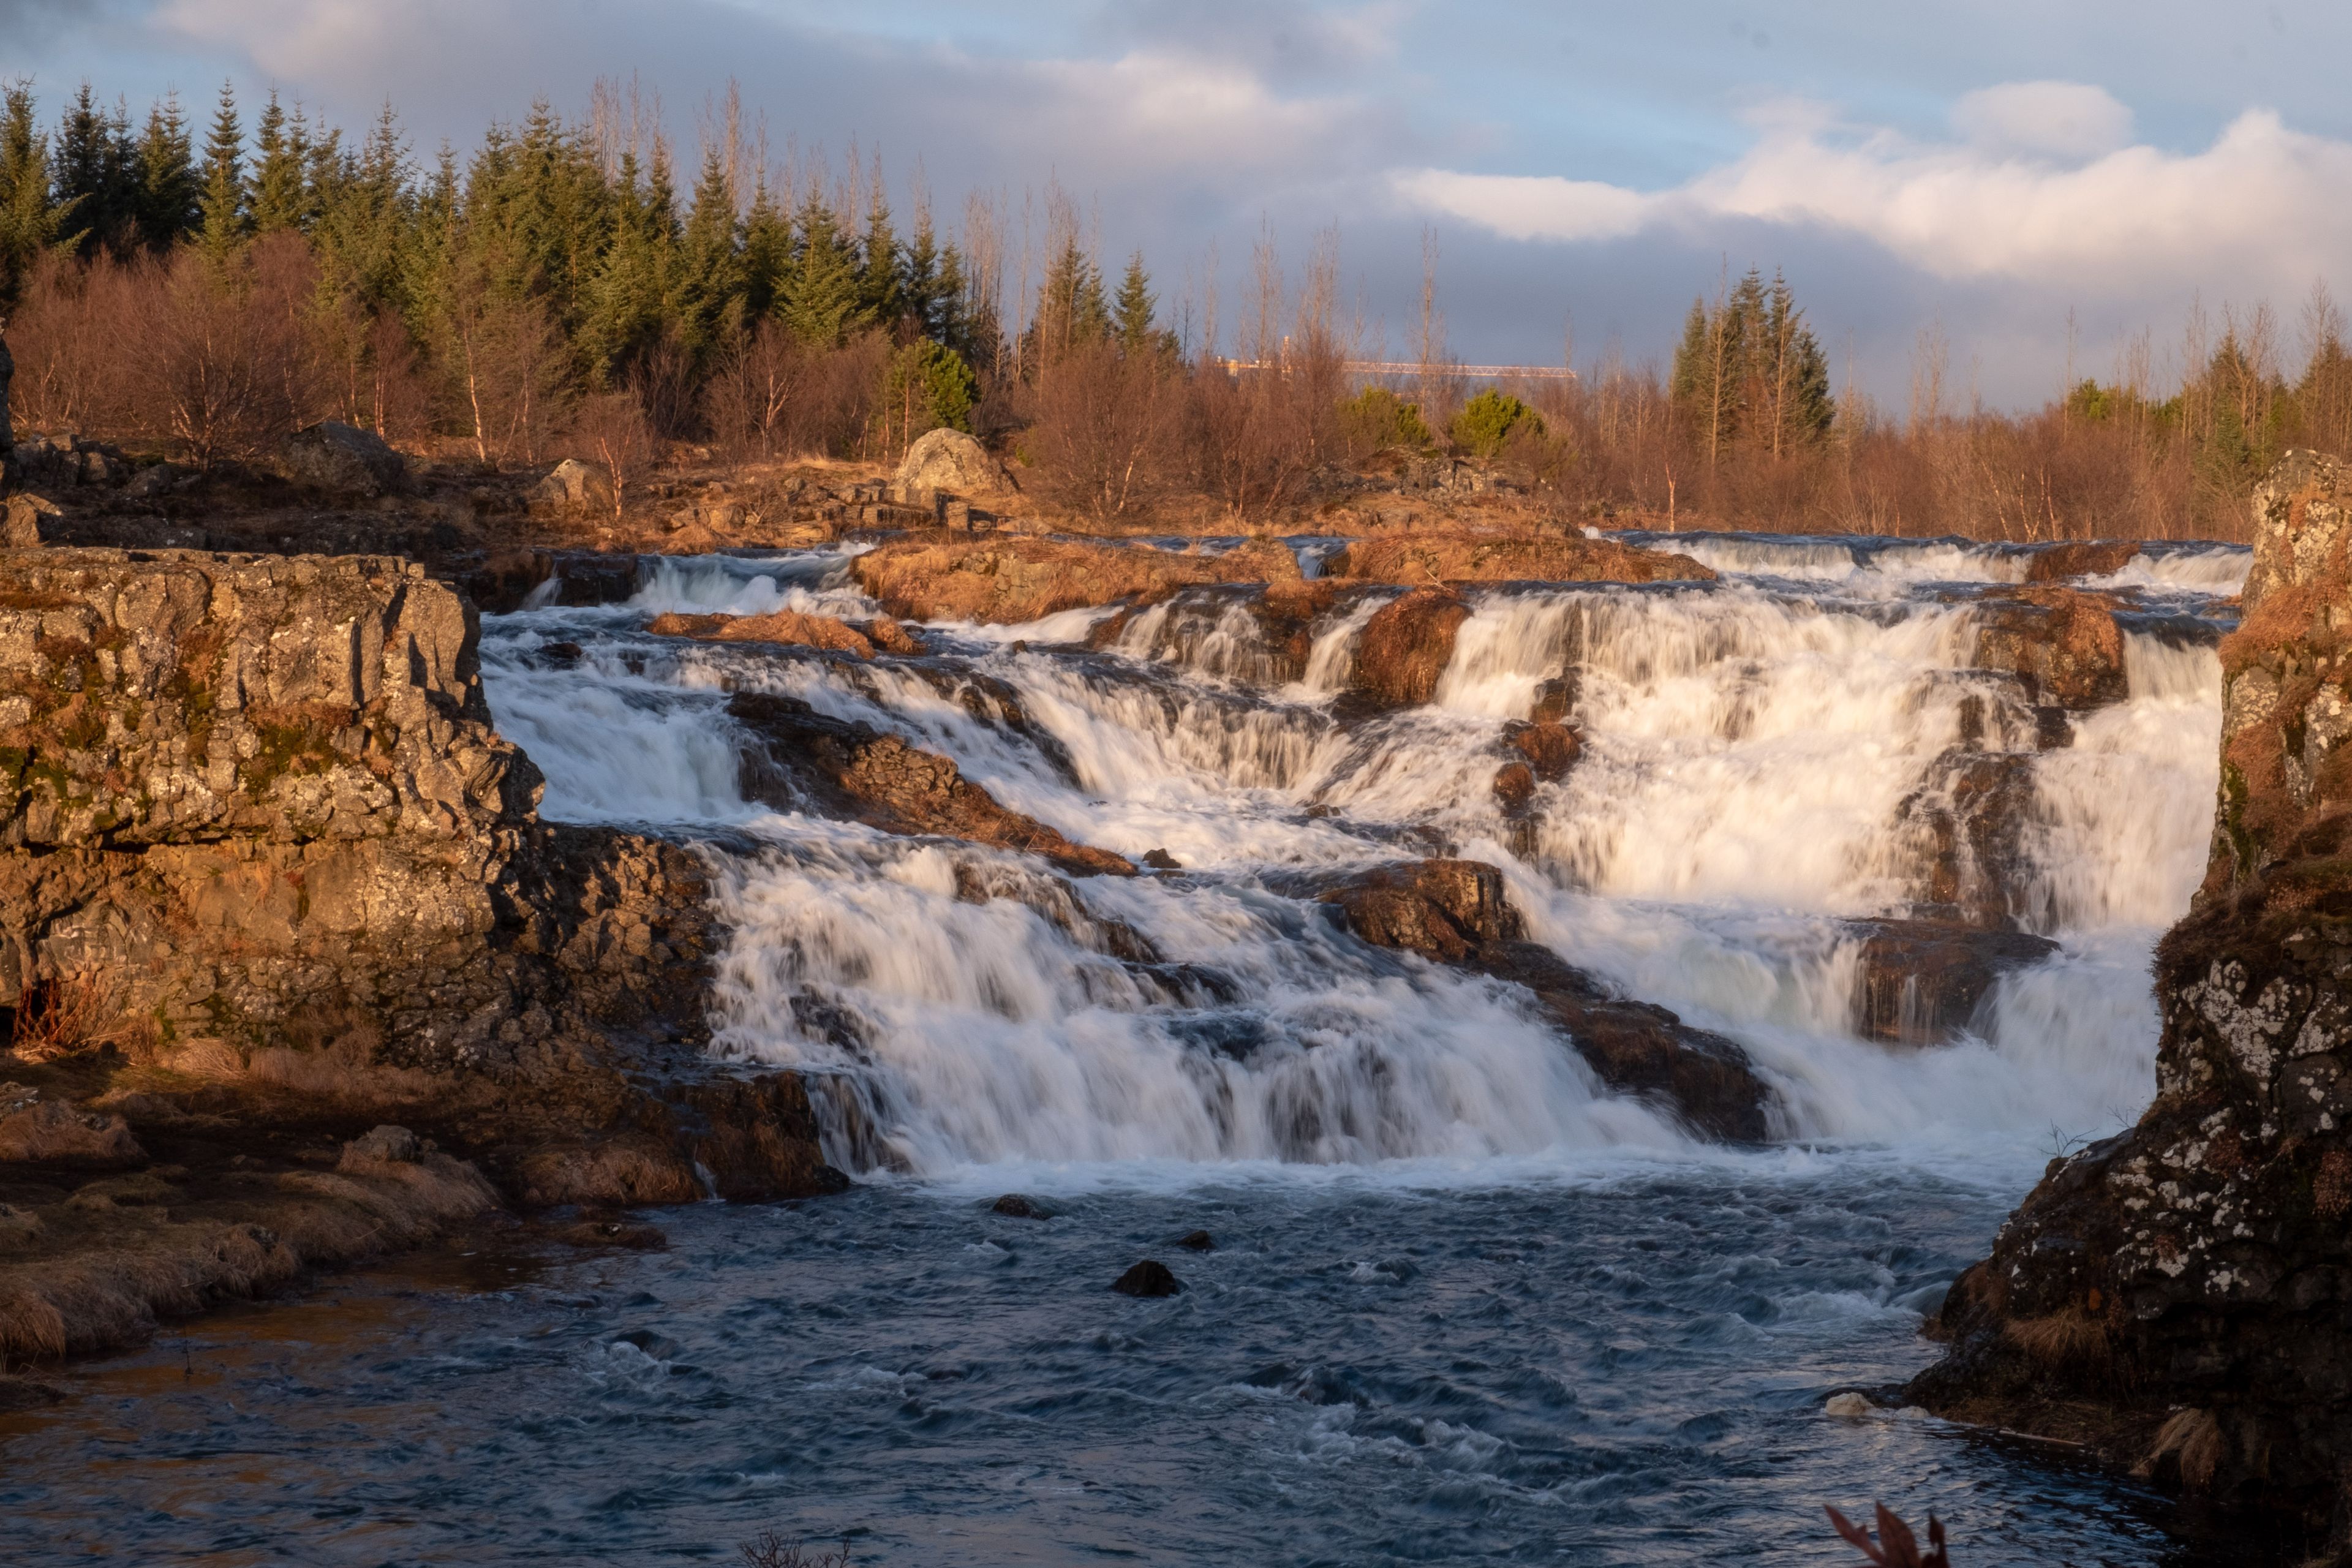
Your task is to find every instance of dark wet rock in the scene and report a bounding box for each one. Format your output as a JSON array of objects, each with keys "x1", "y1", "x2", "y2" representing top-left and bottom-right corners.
[
  {"x1": 1112, "y1": 1259, "x2": 1183, "y2": 1297},
  {"x1": 1328, "y1": 532, "x2": 1717, "y2": 587},
  {"x1": 1907, "y1": 453, "x2": 2352, "y2": 1544},
  {"x1": 1348, "y1": 587, "x2": 1469, "y2": 709},
  {"x1": 1844, "y1": 919, "x2": 2061, "y2": 1045},
  {"x1": 992, "y1": 1193, "x2": 1053, "y2": 1219},
  {"x1": 1970, "y1": 587, "x2": 2130, "y2": 709},
  {"x1": 1310, "y1": 858, "x2": 1772, "y2": 1141},
  {"x1": 612, "y1": 1329, "x2": 682, "y2": 1359},
  {"x1": 1142, "y1": 848, "x2": 1183, "y2": 870},
  {"x1": 1492, "y1": 761, "x2": 1536, "y2": 810},
  {"x1": 862, "y1": 615, "x2": 926, "y2": 655},
  {"x1": 728, "y1": 691, "x2": 1134, "y2": 876},
  {"x1": 1529, "y1": 675, "x2": 1577, "y2": 726},
  {"x1": 451, "y1": 548, "x2": 646, "y2": 613},
  {"x1": 1893, "y1": 750, "x2": 2042, "y2": 930},
  {"x1": 1175, "y1": 1229, "x2": 1216, "y2": 1251}
]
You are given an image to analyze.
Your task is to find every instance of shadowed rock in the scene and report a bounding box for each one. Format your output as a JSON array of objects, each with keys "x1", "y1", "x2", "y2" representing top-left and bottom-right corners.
[
  {"x1": 2023, "y1": 540, "x2": 2141, "y2": 582},
  {"x1": 1327, "y1": 532, "x2": 1716, "y2": 586},
  {"x1": 728, "y1": 691, "x2": 1134, "y2": 876},
  {"x1": 1112, "y1": 1259, "x2": 1183, "y2": 1297},
  {"x1": 1308, "y1": 858, "x2": 1772, "y2": 1141}
]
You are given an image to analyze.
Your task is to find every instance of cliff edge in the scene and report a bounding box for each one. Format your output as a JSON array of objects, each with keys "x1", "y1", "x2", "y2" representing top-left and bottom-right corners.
[{"x1": 1908, "y1": 451, "x2": 2352, "y2": 1555}]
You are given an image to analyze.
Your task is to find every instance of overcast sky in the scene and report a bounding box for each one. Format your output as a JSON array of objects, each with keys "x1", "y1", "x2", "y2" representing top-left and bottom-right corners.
[{"x1": 7, "y1": 0, "x2": 2351, "y2": 405}]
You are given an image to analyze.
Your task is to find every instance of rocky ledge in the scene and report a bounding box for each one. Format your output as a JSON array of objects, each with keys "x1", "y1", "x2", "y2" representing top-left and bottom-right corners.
[
  {"x1": 1906, "y1": 451, "x2": 2352, "y2": 1558},
  {"x1": 0, "y1": 548, "x2": 841, "y2": 1368}
]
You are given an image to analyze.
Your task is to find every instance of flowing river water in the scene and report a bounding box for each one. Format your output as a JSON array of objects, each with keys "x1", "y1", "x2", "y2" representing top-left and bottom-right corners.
[{"x1": 1, "y1": 532, "x2": 2278, "y2": 1565}]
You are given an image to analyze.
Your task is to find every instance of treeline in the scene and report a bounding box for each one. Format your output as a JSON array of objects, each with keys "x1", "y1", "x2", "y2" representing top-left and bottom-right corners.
[{"x1": 2, "y1": 77, "x2": 2348, "y2": 541}]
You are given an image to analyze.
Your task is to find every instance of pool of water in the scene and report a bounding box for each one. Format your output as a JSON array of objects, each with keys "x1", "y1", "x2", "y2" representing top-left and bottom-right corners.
[{"x1": 0, "y1": 1149, "x2": 2266, "y2": 1566}]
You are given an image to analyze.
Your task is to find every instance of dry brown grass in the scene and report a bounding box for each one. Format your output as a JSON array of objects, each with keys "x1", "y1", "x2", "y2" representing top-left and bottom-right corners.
[
  {"x1": 2145, "y1": 1407, "x2": 2225, "y2": 1490},
  {"x1": 2004, "y1": 1308, "x2": 2115, "y2": 1371},
  {"x1": 7, "y1": 972, "x2": 152, "y2": 1065}
]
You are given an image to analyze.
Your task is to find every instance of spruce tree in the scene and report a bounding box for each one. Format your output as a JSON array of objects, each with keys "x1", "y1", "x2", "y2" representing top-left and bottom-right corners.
[
  {"x1": 777, "y1": 193, "x2": 865, "y2": 347},
  {"x1": 52, "y1": 83, "x2": 129, "y2": 255},
  {"x1": 197, "y1": 80, "x2": 247, "y2": 259},
  {"x1": 738, "y1": 173, "x2": 790, "y2": 323},
  {"x1": 248, "y1": 91, "x2": 311, "y2": 235},
  {"x1": 858, "y1": 155, "x2": 900, "y2": 325},
  {"x1": 1029, "y1": 239, "x2": 1107, "y2": 369},
  {"x1": 134, "y1": 93, "x2": 200, "y2": 252},
  {"x1": 0, "y1": 84, "x2": 70, "y2": 310},
  {"x1": 671, "y1": 145, "x2": 742, "y2": 361},
  {"x1": 1113, "y1": 251, "x2": 1160, "y2": 355}
]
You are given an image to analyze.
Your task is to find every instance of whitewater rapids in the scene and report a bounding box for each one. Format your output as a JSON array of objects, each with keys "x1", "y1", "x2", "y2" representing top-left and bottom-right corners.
[{"x1": 480, "y1": 532, "x2": 2240, "y2": 1178}]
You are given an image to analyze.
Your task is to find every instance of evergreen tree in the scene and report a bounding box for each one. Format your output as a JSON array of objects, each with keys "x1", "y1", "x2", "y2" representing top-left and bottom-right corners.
[
  {"x1": 1028, "y1": 239, "x2": 1107, "y2": 369},
  {"x1": 0, "y1": 83, "x2": 71, "y2": 309},
  {"x1": 248, "y1": 91, "x2": 311, "y2": 235},
  {"x1": 670, "y1": 145, "x2": 743, "y2": 361},
  {"x1": 52, "y1": 83, "x2": 135, "y2": 255},
  {"x1": 902, "y1": 203, "x2": 946, "y2": 341},
  {"x1": 1669, "y1": 266, "x2": 1831, "y2": 461},
  {"x1": 1112, "y1": 251, "x2": 1172, "y2": 356},
  {"x1": 739, "y1": 174, "x2": 790, "y2": 323},
  {"x1": 133, "y1": 93, "x2": 200, "y2": 252},
  {"x1": 196, "y1": 80, "x2": 247, "y2": 260},
  {"x1": 857, "y1": 156, "x2": 900, "y2": 325},
  {"x1": 776, "y1": 193, "x2": 865, "y2": 347}
]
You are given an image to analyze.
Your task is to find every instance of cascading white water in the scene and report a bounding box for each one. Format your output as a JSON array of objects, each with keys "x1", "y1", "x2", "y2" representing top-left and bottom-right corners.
[{"x1": 480, "y1": 535, "x2": 2247, "y2": 1175}]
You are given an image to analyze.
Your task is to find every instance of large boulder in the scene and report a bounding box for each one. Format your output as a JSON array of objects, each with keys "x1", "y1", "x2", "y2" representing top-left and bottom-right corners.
[
  {"x1": 1349, "y1": 587, "x2": 1469, "y2": 709},
  {"x1": 532, "y1": 458, "x2": 605, "y2": 516},
  {"x1": 3, "y1": 492, "x2": 58, "y2": 548},
  {"x1": 1906, "y1": 451, "x2": 2352, "y2": 1544},
  {"x1": 279, "y1": 421, "x2": 408, "y2": 499},
  {"x1": 1969, "y1": 586, "x2": 2129, "y2": 709},
  {"x1": 895, "y1": 428, "x2": 1012, "y2": 502}
]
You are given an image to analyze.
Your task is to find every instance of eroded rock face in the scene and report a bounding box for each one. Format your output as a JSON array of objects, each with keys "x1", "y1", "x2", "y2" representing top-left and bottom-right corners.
[
  {"x1": 1328, "y1": 531, "x2": 1716, "y2": 587},
  {"x1": 1311, "y1": 858, "x2": 1773, "y2": 1141},
  {"x1": 1907, "y1": 451, "x2": 2352, "y2": 1546},
  {"x1": 0, "y1": 548, "x2": 844, "y2": 1248},
  {"x1": 851, "y1": 534, "x2": 1303, "y2": 625},
  {"x1": 728, "y1": 691, "x2": 1134, "y2": 876}
]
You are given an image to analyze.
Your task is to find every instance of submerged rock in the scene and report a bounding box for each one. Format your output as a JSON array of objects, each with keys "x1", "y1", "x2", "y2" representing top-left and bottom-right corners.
[
  {"x1": 2024, "y1": 540, "x2": 2142, "y2": 582},
  {"x1": 1175, "y1": 1229, "x2": 1215, "y2": 1251},
  {"x1": 729, "y1": 691, "x2": 1135, "y2": 876},
  {"x1": 992, "y1": 1193, "x2": 1052, "y2": 1219},
  {"x1": 1905, "y1": 451, "x2": 2352, "y2": 1542},
  {"x1": 1112, "y1": 1259, "x2": 1183, "y2": 1297}
]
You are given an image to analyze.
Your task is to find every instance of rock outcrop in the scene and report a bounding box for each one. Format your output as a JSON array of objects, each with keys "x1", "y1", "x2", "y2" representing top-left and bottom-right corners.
[
  {"x1": 0, "y1": 548, "x2": 844, "y2": 1358},
  {"x1": 1907, "y1": 452, "x2": 2352, "y2": 1553},
  {"x1": 1311, "y1": 858, "x2": 1773, "y2": 1140},
  {"x1": 648, "y1": 608, "x2": 882, "y2": 658},
  {"x1": 728, "y1": 691, "x2": 1134, "y2": 876},
  {"x1": 850, "y1": 533, "x2": 1303, "y2": 624},
  {"x1": 1327, "y1": 531, "x2": 1716, "y2": 586}
]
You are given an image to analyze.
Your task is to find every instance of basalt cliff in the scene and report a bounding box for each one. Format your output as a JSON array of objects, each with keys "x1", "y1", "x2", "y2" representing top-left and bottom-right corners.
[
  {"x1": 1910, "y1": 451, "x2": 2352, "y2": 1555},
  {"x1": 0, "y1": 548, "x2": 840, "y2": 1365}
]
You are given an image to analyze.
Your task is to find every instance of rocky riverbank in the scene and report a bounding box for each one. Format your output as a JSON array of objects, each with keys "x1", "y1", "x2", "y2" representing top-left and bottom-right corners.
[
  {"x1": 0, "y1": 548, "x2": 842, "y2": 1373},
  {"x1": 1907, "y1": 451, "x2": 2352, "y2": 1558}
]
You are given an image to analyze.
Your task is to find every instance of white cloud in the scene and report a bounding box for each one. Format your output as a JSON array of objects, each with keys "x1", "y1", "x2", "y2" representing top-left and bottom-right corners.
[
  {"x1": 1393, "y1": 91, "x2": 2352, "y2": 301},
  {"x1": 1950, "y1": 81, "x2": 2132, "y2": 159}
]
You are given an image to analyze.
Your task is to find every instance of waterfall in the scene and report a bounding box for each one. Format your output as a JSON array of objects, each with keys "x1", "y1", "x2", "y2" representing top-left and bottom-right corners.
[{"x1": 480, "y1": 537, "x2": 2244, "y2": 1175}]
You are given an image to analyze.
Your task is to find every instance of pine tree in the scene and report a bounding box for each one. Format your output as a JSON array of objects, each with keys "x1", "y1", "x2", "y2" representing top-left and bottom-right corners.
[
  {"x1": 133, "y1": 93, "x2": 201, "y2": 252},
  {"x1": 1028, "y1": 239, "x2": 1107, "y2": 369},
  {"x1": 902, "y1": 203, "x2": 946, "y2": 341},
  {"x1": 0, "y1": 83, "x2": 71, "y2": 310},
  {"x1": 197, "y1": 80, "x2": 247, "y2": 260},
  {"x1": 857, "y1": 154, "x2": 900, "y2": 325},
  {"x1": 739, "y1": 174, "x2": 790, "y2": 323}
]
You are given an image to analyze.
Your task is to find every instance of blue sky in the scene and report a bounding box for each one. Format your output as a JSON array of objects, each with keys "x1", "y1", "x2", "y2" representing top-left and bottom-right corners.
[{"x1": 8, "y1": 0, "x2": 2351, "y2": 404}]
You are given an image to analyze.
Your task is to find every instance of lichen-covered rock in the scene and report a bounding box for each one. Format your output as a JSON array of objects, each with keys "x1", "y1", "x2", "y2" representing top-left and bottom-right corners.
[
  {"x1": 1908, "y1": 451, "x2": 2352, "y2": 1548},
  {"x1": 894, "y1": 428, "x2": 1012, "y2": 502}
]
